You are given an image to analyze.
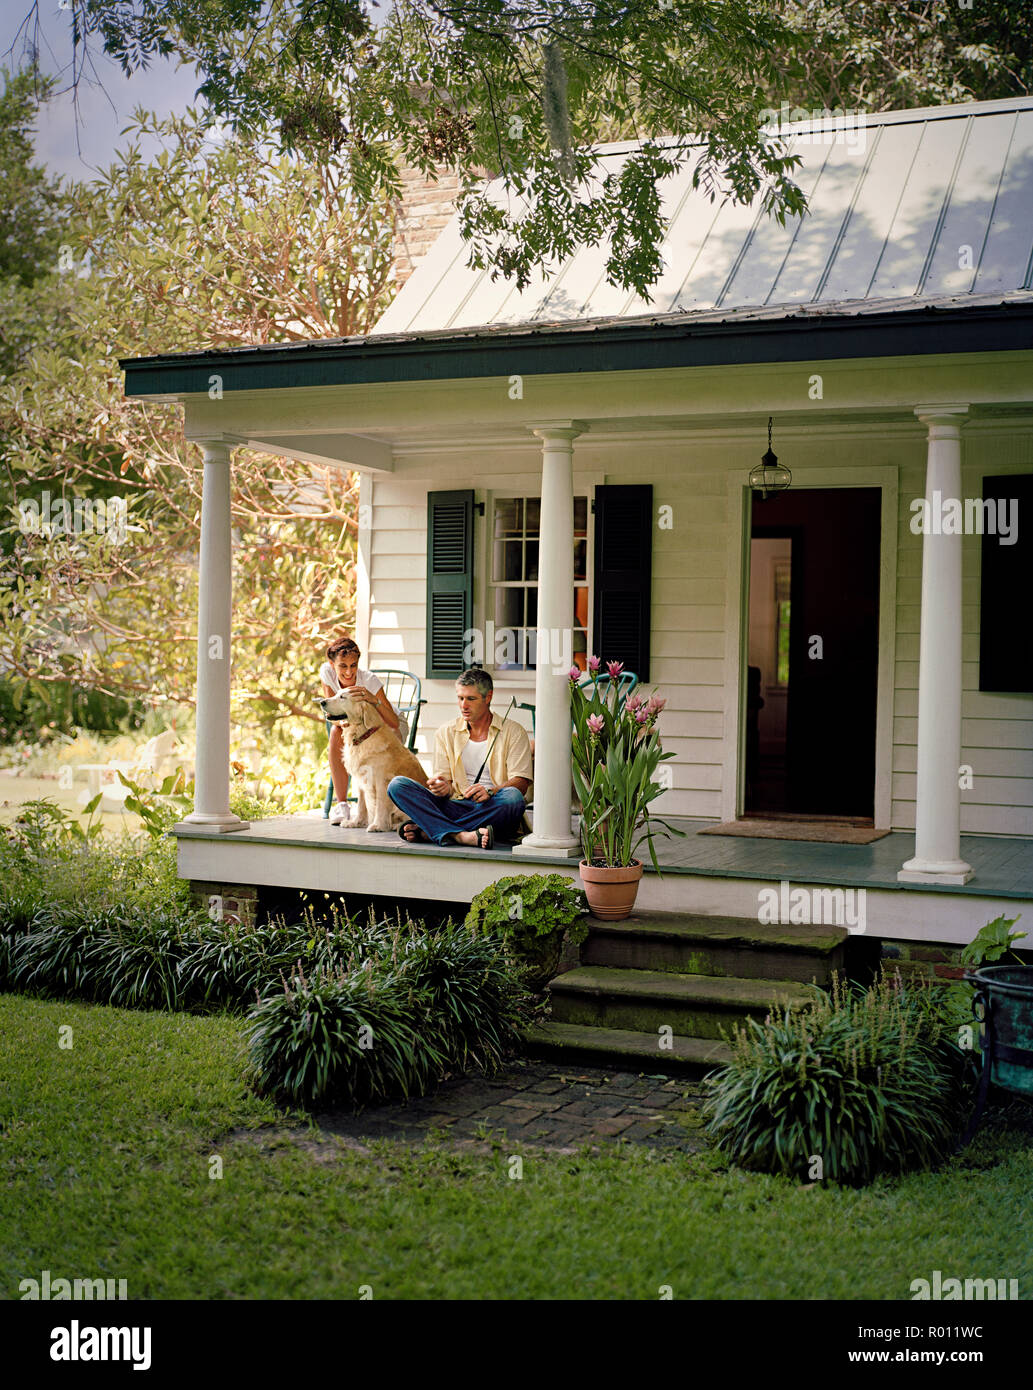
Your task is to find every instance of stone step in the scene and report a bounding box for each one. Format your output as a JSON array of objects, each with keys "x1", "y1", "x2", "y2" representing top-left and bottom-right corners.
[
  {"x1": 547, "y1": 965, "x2": 820, "y2": 1041},
  {"x1": 521, "y1": 1020, "x2": 734, "y2": 1074},
  {"x1": 580, "y1": 911, "x2": 848, "y2": 986}
]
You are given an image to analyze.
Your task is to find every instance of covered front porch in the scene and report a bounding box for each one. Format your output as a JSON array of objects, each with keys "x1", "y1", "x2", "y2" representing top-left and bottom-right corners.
[{"x1": 176, "y1": 813, "x2": 1033, "y2": 947}]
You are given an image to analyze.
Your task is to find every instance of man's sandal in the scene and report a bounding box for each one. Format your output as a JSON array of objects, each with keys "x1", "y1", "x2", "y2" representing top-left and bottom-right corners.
[
  {"x1": 476, "y1": 825, "x2": 494, "y2": 850},
  {"x1": 397, "y1": 821, "x2": 429, "y2": 843}
]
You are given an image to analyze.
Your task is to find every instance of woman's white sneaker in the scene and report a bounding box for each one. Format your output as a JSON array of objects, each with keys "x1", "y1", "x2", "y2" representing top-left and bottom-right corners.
[{"x1": 328, "y1": 801, "x2": 351, "y2": 826}]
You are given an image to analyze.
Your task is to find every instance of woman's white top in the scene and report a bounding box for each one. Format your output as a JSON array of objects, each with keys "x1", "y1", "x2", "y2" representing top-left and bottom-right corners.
[
  {"x1": 320, "y1": 662, "x2": 383, "y2": 696},
  {"x1": 319, "y1": 663, "x2": 408, "y2": 744}
]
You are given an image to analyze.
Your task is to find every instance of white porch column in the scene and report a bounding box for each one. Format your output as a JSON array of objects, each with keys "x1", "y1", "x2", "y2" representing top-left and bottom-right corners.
[
  {"x1": 180, "y1": 440, "x2": 249, "y2": 832},
  {"x1": 898, "y1": 406, "x2": 971, "y2": 884},
  {"x1": 512, "y1": 421, "x2": 585, "y2": 857}
]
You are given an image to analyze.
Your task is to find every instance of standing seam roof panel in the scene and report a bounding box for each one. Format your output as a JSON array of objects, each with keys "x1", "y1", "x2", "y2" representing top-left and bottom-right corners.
[{"x1": 369, "y1": 100, "x2": 1033, "y2": 335}]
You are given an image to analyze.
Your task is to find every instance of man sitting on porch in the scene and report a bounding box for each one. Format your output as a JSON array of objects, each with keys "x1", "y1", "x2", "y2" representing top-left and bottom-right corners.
[{"x1": 388, "y1": 668, "x2": 532, "y2": 850}]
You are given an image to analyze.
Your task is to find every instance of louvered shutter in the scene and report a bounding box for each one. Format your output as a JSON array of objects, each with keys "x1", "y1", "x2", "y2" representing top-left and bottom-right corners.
[
  {"x1": 426, "y1": 489, "x2": 475, "y2": 679},
  {"x1": 592, "y1": 484, "x2": 652, "y2": 681},
  {"x1": 979, "y1": 473, "x2": 1033, "y2": 693}
]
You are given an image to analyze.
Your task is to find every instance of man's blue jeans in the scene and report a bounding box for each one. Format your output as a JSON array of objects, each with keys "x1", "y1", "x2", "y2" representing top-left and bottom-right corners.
[{"x1": 387, "y1": 777, "x2": 525, "y2": 844}]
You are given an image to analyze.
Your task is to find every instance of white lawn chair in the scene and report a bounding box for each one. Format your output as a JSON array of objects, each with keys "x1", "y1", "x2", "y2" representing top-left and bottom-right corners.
[{"x1": 78, "y1": 732, "x2": 189, "y2": 812}]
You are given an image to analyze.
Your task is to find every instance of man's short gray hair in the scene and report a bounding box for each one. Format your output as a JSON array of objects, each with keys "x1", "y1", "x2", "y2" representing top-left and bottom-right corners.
[{"x1": 457, "y1": 667, "x2": 493, "y2": 696}]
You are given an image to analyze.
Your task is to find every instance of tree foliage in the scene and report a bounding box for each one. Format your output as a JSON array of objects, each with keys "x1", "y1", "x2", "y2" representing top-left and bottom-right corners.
[
  {"x1": 31, "y1": 0, "x2": 810, "y2": 298},
  {"x1": 0, "y1": 97, "x2": 395, "y2": 729},
  {"x1": 22, "y1": 1, "x2": 1033, "y2": 299},
  {"x1": 768, "y1": 0, "x2": 1033, "y2": 112}
]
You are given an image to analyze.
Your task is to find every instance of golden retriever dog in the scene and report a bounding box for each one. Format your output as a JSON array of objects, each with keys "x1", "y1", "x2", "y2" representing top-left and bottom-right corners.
[{"x1": 318, "y1": 691, "x2": 428, "y2": 831}]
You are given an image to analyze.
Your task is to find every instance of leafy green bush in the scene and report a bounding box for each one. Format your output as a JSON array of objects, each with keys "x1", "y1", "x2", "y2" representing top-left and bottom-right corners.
[
  {"x1": 0, "y1": 793, "x2": 531, "y2": 1108},
  {"x1": 245, "y1": 964, "x2": 442, "y2": 1108},
  {"x1": 702, "y1": 973, "x2": 970, "y2": 1186},
  {"x1": 244, "y1": 918, "x2": 529, "y2": 1106},
  {"x1": 960, "y1": 913, "x2": 1027, "y2": 967},
  {"x1": 398, "y1": 921, "x2": 528, "y2": 1074},
  {"x1": 465, "y1": 873, "x2": 587, "y2": 988}
]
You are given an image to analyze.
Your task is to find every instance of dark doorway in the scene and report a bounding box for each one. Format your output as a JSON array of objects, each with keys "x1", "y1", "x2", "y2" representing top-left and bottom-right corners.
[{"x1": 744, "y1": 487, "x2": 882, "y2": 819}]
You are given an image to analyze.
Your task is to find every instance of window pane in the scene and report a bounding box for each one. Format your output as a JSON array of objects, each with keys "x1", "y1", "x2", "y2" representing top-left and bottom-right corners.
[
  {"x1": 525, "y1": 539, "x2": 539, "y2": 581},
  {"x1": 492, "y1": 538, "x2": 523, "y2": 582},
  {"x1": 526, "y1": 587, "x2": 538, "y2": 627},
  {"x1": 574, "y1": 586, "x2": 589, "y2": 626},
  {"x1": 494, "y1": 498, "x2": 522, "y2": 536},
  {"x1": 574, "y1": 497, "x2": 587, "y2": 535},
  {"x1": 525, "y1": 497, "x2": 540, "y2": 534},
  {"x1": 494, "y1": 587, "x2": 522, "y2": 629},
  {"x1": 573, "y1": 537, "x2": 587, "y2": 581}
]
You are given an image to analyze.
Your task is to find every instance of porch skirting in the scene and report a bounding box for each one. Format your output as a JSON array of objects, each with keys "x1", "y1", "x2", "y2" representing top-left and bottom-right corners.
[{"x1": 172, "y1": 815, "x2": 1033, "y2": 949}]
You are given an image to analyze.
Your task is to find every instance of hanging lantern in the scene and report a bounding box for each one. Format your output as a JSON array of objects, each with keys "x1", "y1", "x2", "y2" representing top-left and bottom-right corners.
[{"x1": 750, "y1": 417, "x2": 792, "y2": 500}]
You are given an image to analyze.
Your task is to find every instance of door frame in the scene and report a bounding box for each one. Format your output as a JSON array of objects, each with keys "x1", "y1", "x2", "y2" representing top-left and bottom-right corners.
[{"x1": 722, "y1": 465, "x2": 899, "y2": 826}]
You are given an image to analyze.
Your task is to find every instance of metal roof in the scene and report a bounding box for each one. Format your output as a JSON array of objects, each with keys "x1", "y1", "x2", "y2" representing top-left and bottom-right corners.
[{"x1": 373, "y1": 96, "x2": 1033, "y2": 337}]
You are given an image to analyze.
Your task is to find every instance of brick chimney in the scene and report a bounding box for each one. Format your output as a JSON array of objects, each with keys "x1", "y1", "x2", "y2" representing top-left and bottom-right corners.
[{"x1": 390, "y1": 162, "x2": 464, "y2": 289}]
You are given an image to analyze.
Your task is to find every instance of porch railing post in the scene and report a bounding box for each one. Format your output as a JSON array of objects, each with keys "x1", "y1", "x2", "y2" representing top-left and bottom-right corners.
[
  {"x1": 512, "y1": 421, "x2": 585, "y2": 857},
  {"x1": 179, "y1": 438, "x2": 249, "y2": 833},
  {"x1": 898, "y1": 405, "x2": 972, "y2": 884}
]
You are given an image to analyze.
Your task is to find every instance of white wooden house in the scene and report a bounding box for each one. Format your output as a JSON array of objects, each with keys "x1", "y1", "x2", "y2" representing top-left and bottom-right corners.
[{"x1": 121, "y1": 95, "x2": 1033, "y2": 959}]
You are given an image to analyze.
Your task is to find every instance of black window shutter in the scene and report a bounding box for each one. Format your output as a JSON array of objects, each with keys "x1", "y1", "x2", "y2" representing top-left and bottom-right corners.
[
  {"x1": 979, "y1": 473, "x2": 1033, "y2": 693},
  {"x1": 593, "y1": 484, "x2": 652, "y2": 681},
  {"x1": 426, "y1": 489, "x2": 474, "y2": 679}
]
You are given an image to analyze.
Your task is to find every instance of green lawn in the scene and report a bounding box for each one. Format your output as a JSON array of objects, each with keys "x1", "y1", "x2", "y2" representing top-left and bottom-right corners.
[{"x1": 2, "y1": 993, "x2": 1030, "y2": 1301}]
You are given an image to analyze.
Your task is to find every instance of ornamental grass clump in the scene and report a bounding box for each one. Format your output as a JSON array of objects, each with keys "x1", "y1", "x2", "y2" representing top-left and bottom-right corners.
[
  {"x1": 245, "y1": 916, "x2": 530, "y2": 1106},
  {"x1": 8, "y1": 902, "x2": 198, "y2": 1010},
  {"x1": 245, "y1": 963, "x2": 441, "y2": 1108},
  {"x1": 702, "y1": 972, "x2": 970, "y2": 1186}
]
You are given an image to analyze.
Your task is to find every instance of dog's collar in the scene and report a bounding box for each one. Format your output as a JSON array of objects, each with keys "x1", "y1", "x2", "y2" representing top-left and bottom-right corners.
[{"x1": 352, "y1": 726, "x2": 377, "y2": 745}]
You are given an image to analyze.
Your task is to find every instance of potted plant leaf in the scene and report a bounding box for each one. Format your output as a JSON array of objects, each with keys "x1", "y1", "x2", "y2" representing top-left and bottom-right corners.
[
  {"x1": 569, "y1": 658, "x2": 685, "y2": 919},
  {"x1": 465, "y1": 873, "x2": 588, "y2": 990}
]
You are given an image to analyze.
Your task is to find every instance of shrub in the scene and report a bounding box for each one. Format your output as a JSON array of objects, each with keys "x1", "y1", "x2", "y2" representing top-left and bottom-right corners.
[
  {"x1": 244, "y1": 918, "x2": 529, "y2": 1107},
  {"x1": 465, "y1": 873, "x2": 587, "y2": 988},
  {"x1": 396, "y1": 919, "x2": 530, "y2": 1074},
  {"x1": 702, "y1": 972, "x2": 970, "y2": 1186},
  {"x1": 8, "y1": 902, "x2": 199, "y2": 1008},
  {"x1": 245, "y1": 963, "x2": 440, "y2": 1108}
]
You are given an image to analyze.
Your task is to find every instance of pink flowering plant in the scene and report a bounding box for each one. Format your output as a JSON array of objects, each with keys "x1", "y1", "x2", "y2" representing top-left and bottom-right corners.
[{"x1": 569, "y1": 658, "x2": 685, "y2": 870}]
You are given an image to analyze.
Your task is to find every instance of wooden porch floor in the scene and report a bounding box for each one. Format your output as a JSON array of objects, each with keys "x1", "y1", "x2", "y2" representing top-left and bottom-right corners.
[{"x1": 174, "y1": 814, "x2": 1033, "y2": 900}]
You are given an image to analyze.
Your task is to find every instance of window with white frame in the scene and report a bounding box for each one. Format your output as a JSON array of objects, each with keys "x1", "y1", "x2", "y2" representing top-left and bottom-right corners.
[{"x1": 486, "y1": 495, "x2": 590, "y2": 672}]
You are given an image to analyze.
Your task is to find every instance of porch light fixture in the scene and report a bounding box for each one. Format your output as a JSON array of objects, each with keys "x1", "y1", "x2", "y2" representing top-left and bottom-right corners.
[{"x1": 750, "y1": 417, "x2": 792, "y2": 499}]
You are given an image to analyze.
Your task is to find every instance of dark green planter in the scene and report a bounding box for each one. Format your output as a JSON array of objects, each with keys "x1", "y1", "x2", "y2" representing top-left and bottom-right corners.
[
  {"x1": 966, "y1": 965, "x2": 1033, "y2": 1098},
  {"x1": 510, "y1": 929, "x2": 565, "y2": 993}
]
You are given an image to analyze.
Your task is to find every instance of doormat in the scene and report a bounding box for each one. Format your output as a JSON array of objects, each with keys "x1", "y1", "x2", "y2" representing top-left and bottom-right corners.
[{"x1": 699, "y1": 819, "x2": 891, "y2": 844}]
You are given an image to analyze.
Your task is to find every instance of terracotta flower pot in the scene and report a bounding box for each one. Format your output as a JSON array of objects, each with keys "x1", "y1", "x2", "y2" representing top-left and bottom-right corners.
[{"x1": 579, "y1": 860, "x2": 644, "y2": 920}]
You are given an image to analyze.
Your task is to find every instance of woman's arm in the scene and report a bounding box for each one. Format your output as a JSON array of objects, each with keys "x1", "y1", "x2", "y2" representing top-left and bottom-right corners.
[{"x1": 371, "y1": 688, "x2": 400, "y2": 732}]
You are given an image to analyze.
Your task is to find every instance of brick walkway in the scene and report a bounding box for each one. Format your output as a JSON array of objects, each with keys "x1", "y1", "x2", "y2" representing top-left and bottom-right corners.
[{"x1": 313, "y1": 1058, "x2": 711, "y2": 1154}]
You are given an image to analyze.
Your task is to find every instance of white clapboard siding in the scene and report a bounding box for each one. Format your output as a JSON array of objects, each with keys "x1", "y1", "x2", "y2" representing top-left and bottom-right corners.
[
  {"x1": 891, "y1": 439, "x2": 1033, "y2": 832},
  {"x1": 363, "y1": 425, "x2": 1032, "y2": 830},
  {"x1": 894, "y1": 745, "x2": 1033, "y2": 779}
]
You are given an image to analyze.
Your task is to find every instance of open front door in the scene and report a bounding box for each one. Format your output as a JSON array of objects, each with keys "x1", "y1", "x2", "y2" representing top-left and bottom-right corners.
[{"x1": 744, "y1": 487, "x2": 881, "y2": 819}]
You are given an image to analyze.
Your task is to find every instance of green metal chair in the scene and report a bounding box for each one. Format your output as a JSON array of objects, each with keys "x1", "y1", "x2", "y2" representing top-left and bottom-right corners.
[
  {"x1": 518, "y1": 671, "x2": 639, "y2": 734},
  {"x1": 322, "y1": 670, "x2": 426, "y2": 818}
]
